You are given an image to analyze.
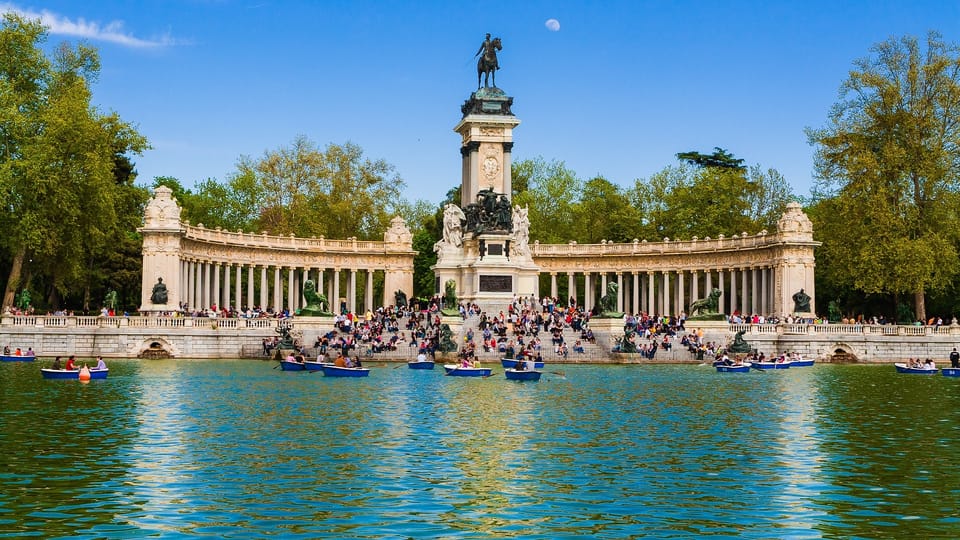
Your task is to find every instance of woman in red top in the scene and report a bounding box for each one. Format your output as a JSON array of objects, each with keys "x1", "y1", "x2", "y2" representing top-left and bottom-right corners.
[{"x1": 64, "y1": 355, "x2": 77, "y2": 370}]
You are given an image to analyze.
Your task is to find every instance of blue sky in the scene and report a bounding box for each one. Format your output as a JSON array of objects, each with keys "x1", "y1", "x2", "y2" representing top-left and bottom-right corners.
[{"x1": 3, "y1": 1, "x2": 959, "y2": 204}]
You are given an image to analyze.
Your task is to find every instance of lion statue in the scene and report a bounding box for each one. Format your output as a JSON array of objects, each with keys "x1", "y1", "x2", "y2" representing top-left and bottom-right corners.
[
  {"x1": 438, "y1": 323, "x2": 458, "y2": 353},
  {"x1": 299, "y1": 279, "x2": 331, "y2": 316},
  {"x1": 689, "y1": 288, "x2": 722, "y2": 316},
  {"x1": 596, "y1": 281, "x2": 623, "y2": 317},
  {"x1": 443, "y1": 280, "x2": 458, "y2": 311}
]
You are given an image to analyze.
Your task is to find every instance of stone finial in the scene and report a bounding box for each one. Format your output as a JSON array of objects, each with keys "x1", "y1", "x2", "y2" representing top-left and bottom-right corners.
[
  {"x1": 777, "y1": 201, "x2": 814, "y2": 234},
  {"x1": 143, "y1": 186, "x2": 182, "y2": 229},
  {"x1": 384, "y1": 216, "x2": 413, "y2": 245}
]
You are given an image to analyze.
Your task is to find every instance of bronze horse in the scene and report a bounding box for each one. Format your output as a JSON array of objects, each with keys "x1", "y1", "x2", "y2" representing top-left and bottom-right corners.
[{"x1": 477, "y1": 37, "x2": 501, "y2": 89}]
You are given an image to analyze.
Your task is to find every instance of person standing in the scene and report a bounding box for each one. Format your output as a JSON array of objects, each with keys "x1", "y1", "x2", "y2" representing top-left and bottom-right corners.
[{"x1": 950, "y1": 347, "x2": 959, "y2": 368}]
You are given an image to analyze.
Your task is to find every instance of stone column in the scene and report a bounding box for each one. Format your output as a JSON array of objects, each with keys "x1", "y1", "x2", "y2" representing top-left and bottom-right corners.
[
  {"x1": 692, "y1": 270, "x2": 700, "y2": 303},
  {"x1": 741, "y1": 267, "x2": 749, "y2": 316},
  {"x1": 632, "y1": 272, "x2": 639, "y2": 315},
  {"x1": 615, "y1": 272, "x2": 623, "y2": 312},
  {"x1": 180, "y1": 261, "x2": 187, "y2": 309},
  {"x1": 677, "y1": 271, "x2": 685, "y2": 314},
  {"x1": 213, "y1": 263, "x2": 221, "y2": 309},
  {"x1": 662, "y1": 271, "x2": 670, "y2": 316},
  {"x1": 550, "y1": 273, "x2": 558, "y2": 299},
  {"x1": 272, "y1": 266, "x2": 280, "y2": 311},
  {"x1": 287, "y1": 267, "x2": 295, "y2": 312},
  {"x1": 600, "y1": 273, "x2": 607, "y2": 310},
  {"x1": 349, "y1": 269, "x2": 357, "y2": 314},
  {"x1": 333, "y1": 269, "x2": 341, "y2": 314},
  {"x1": 194, "y1": 261, "x2": 202, "y2": 311},
  {"x1": 761, "y1": 267, "x2": 769, "y2": 316},
  {"x1": 717, "y1": 269, "x2": 725, "y2": 314},
  {"x1": 584, "y1": 273, "x2": 592, "y2": 312},
  {"x1": 365, "y1": 269, "x2": 374, "y2": 311},
  {"x1": 567, "y1": 272, "x2": 576, "y2": 306},
  {"x1": 751, "y1": 267, "x2": 759, "y2": 315},
  {"x1": 730, "y1": 268, "x2": 743, "y2": 313},
  {"x1": 647, "y1": 272, "x2": 655, "y2": 315},
  {"x1": 246, "y1": 266, "x2": 254, "y2": 310},
  {"x1": 256, "y1": 266, "x2": 265, "y2": 309},
  {"x1": 706, "y1": 269, "x2": 713, "y2": 296},
  {"x1": 184, "y1": 261, "x2": 193, "y2": 309}
]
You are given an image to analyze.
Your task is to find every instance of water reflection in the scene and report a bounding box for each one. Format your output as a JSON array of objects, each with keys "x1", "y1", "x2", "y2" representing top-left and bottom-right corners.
[{"x1": 3, "y1": 361, "x2": 960, "y2": 537}]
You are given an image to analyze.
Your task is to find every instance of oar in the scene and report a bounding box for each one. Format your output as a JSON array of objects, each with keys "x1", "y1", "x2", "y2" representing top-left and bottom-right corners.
[
  {"x1": 483, "y1": 371, "x2": 498, "y2": 378},
  {"x1": 273, "y1": 363, "x2": 280, "y2": 369},
  {"x1": 393, "y1": 363, "x2": 405, "y2": 369}
]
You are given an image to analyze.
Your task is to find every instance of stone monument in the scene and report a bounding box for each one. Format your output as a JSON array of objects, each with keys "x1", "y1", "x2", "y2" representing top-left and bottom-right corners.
[
  {"x1": 432, "y1": 34, "x2": 540, "y2": 309},
  {"x1": 139, "y1": 186, "x2": 183, "y2": 313}
]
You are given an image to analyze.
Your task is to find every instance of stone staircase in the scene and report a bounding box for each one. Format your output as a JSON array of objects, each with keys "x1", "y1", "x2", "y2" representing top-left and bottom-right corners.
[{"x1": 288, "y1": 313, "x2": 695, "y2": 364}]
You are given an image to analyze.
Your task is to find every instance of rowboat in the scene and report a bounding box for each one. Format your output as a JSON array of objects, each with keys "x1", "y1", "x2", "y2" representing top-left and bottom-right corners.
[
  {"x1": 320, "y1": 365, "x2": 370, "y2": 377},
  {"x1": 716, "y1": 364, "x2": 751, "y2": 373},
  {"x1": 789, "y1": 359, "x2": 815, "y2": 367},
  {"x1": 303, "y1": 360, "x2": 334, "y2": 371},
  {"x1": 443, "y1": 364, "x2": 492, "y2": 377},
  {"x1": 942, "y1": 368, "x2": 960, "y2": 377},
  {"x1": 278, "y1": 359, "x2": 306, "y2": 371},
  {"x1": 41, "y1": 368, "x2": 108, "y2": 380},
  {"x1": 504, "y1": 368, "x2": 541, "y2": 381},
  {"x1": 1, "y1": 354, "x2": 34, "y2": 362},
  {"x1": 750, "y1": 361, "x2": 791, "y2": 370},
  {"x1": 407, "y1": 360, "x2": 435, "y2": 369},
  {"x1": 501, "y1": 358, "x2": 544, "y2": 369},
  {"x1": 894, "y1": 363, "x2": 938, "y2": 374}
]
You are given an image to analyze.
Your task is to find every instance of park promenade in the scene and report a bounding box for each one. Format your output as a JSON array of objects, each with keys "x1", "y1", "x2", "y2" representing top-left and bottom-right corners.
[{"x1": 1, "y1": 313, "x2": 958, "y2": 363}]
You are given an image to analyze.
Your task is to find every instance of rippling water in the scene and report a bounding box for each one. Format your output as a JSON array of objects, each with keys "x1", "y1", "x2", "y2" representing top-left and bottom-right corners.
[{"x1": 2, "y1": 360, "x2": 960, "y2": 538}]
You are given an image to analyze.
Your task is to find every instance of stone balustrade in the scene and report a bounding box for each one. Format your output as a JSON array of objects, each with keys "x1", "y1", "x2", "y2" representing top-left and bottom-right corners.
[
  {"x1": 723, "y1": 323, "x2": 960, "y2": 336},
  {"x1": 0, "y1": 315, "x2": 284, "y2": 330}
]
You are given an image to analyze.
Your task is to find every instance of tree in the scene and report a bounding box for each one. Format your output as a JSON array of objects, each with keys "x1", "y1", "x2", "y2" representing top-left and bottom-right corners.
[
  {"x1": 511, "y1": 157, "x2": 582, "y2": 243},
  {"x1": 807, "y1": 32, "x2": 960, "y2": 320},
  {"x1": 0, "y1": 14, "x2": 148, "y2": 309},
  {"x1": 228, "y1": 137, "x2": 406, "y2": 240},
  {"x1": 573, "y1": 176, "x2": 642, "y2": 243},
  {"x1": 676, "y1": 147, "x2": 746, "y2": 171}
]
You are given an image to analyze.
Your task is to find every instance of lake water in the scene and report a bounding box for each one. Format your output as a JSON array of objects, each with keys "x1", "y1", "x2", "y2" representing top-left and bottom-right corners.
[{"x1": 2, "y1": 360, "x2": 960, "y2": 539}]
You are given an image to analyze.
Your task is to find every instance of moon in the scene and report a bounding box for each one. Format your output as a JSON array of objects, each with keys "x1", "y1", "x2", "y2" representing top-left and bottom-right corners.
[{"x1": 545, "y1": 18, "x2": 560, "y2": 31}]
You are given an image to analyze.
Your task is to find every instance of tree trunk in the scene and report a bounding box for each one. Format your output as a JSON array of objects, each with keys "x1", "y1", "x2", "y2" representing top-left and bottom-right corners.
[
  {"x1": 2, "y1": 248, "x2": 26, "y2": 309},
  {"x1": 915, "y1": 290, "x2": 926, "y2": 324}
]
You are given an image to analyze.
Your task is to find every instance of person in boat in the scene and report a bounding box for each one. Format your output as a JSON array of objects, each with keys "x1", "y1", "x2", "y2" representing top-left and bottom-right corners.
[
  {"x1": 334, "y1": 352, "x2": 347, "y2": 367},
  {"x1": 416, "y1": 351, "x2": 428, "y2": 363},
  {"x1": 353, "y1": 356, "x2": 362, "y2": 368},
  {"x1": 2, "y1": 345, "x2": 8, "y2": 355},
  {"x1": 344, "y1": 355, "x2": 355, "y2": 368},
  {"x1": 94, "y1": 356, "x2": 106, "y2": 370},
  {"x1": 924, "y1": 358, "x2": 936, "y2": 370},
  {"x1": 14, "y1": 347, "x2": 21, "y2": 356},
  {"x1": 26, "y1": 347, "x2": 34, "y2": 356},
  {"x1": 52, "y1": 356, "x2": 62, "y2": 370},
  {"x1": 285, "y1": 352, "x2": 296, "y2": 364},
  {"x1": 64, "y1": 355, "x2": 77, "y2": 371}
]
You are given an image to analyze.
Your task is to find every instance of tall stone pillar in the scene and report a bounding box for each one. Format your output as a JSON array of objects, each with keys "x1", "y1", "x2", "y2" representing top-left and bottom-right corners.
[
  {"x1": 692, "y1": 271, "x2": 700, "y2": 304},
  {"x1": 260, "y1": 266, "x2": 268, "y2": 309},
  {"x1": 139, "y1": 186, "x2": 185, "y2": 313},
  {"x1": 584, "y1": 273, "x2": 592, "y2": 312},
  {"x1": 647, "y1": 272, "x2": 655, "y2": 315},
  {"x1": 662, "y1": 271, "x2": 670, "y2": 316},
  {"x1": 677, "y1": 271, "x2": 685, "y2": 314},
  {"x1": 333, "y1": 269, "x2": 341, "y2": 314},
  {"x1": 213, "y1": 263, "x2": 221, "y2": 309},
  {"x1": 730, "y1": 268, "x2": 738, "y2": 315},
  {"x1": 616, "y1": 272, "x2": 623, "y2": 312},
  {"x1": 775, "y1": 202, "x2": 819, "y2": 315},
  {"x1": 550, "y1": 273, "x2": 557, "y2": 299},
  {"x1": 567, "y1": 273, "x2": 576, "y2": 306},
  {"x1": 741, "y1": 267, "x2": 749, "y2": 316},
  {"x1": 287, "y1": 267, "x2": 295, "y2": 312},
  {"x1": 717, "y1": 269, "x2": 725, "y2": 314},
  {"x1": 365, "y1": 269, "x2": 374, "y2": 311}
]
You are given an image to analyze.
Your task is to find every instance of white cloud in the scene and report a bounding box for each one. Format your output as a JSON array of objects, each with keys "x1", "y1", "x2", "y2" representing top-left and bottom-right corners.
[{"x1": 0, "y1": 3, "x2": 179, "y2": 48}]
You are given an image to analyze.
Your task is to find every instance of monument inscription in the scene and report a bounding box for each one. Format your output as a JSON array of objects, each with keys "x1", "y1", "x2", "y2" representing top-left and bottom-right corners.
[{"x1": 480, "y1": 275, "x2": 512, "y2": 292}]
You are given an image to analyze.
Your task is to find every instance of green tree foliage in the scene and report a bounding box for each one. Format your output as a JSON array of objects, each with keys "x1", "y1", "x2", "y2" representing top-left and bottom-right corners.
[
  {"x1": 676, "y1": 147, "x2": 746, "y2": 171},
  {"x1": 511, "y1": 157, "x2": 582, "y2": 243},
  {"x1": 807, "y1": 32, "x2": 960, "y2": 320},
  {"x1": 573, "y1": 176, "x2": 643, "y2": 243},
  {"x1": 228, "y1": 136, "x2": 406, "y2": 240},
  {"x1": 0, "y1": 14, "x2": 148, "y2": 310}
]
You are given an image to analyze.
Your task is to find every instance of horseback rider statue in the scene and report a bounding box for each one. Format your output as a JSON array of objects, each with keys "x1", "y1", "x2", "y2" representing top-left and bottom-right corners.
[{"x1": 476, "y1": 33, "x2": 502, "y2": 89}]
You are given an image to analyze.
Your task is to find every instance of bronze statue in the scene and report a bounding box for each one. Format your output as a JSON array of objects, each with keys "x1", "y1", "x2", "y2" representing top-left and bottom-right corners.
[
  {"x1": 476, "y1": 33, "x2": 502, "y2": 88},
  {"x1": 394, "y1": 289, "x2": 408, "y2": 308},
  {"x1": 792, "y1": 288, "x2": 811, "y2": 313},
  {"x1": 299, "y1": 279, "x2": 331, "y2": 316},
  {"x1": 598, "y1": 282, "x2": 620, "y2": 316},
  {"x1": 150, "y1": 278, "x2": 168, "y2": 304},
  {"x1": 727, "y1": 330, "x2": 752, "y2": 354},
  {"x1": 689, "y1": 288, "x2": 722, "y2": 316}
]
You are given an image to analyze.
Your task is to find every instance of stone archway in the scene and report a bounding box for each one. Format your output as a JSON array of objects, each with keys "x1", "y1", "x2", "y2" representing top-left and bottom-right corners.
[
  {"x1": 133, "y1": 337, "x2": 179, "y2": 359},
  {"x1": 829, "y1": 343, "x2": 858, "y2": 363}
]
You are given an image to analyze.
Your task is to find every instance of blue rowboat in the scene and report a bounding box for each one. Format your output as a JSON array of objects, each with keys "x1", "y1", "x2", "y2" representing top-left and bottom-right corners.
[
  {"x1": 504, "y1": 369, "x2": 541, "y2": 381},
  {"x1": 321, "y1": 365, "x2": 370, "y2": 377},
  {"x1": 1, "y1": 354, "x2": 33, "y2": 362},
  {"x1": 407, "y1": 360, "x2": 435, "y2": 369},
  {"x1": 942, "y1": 368, "x2": 960, "y2": 377},
  {"x1": 716, "y1": 364, "x2": 751, "y2": 373},
  {"x1": 501, "y1": 358, "x2": 544, "y2": 369},
  {"x1": 894, "y1": 363, "x2": 938, "y2": 374},
  {"x1": 443, "y1": 364, "x2": 492, "y2": 377},
  {"x1": 303, "y1": 360, "x2": 333, "y2": 371},
  {"x1": 41, "y1": 368, "x2": 108, "y2": 380},
  {"x1": 789, "y1": 359, "x2": 815, "y2": 367},
  {"x1": 279, "y1": 359, "x2": 305, "y2": 371},
  {"x1": 751, "y1": 361, "x2": 791, "y2": 370}
]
